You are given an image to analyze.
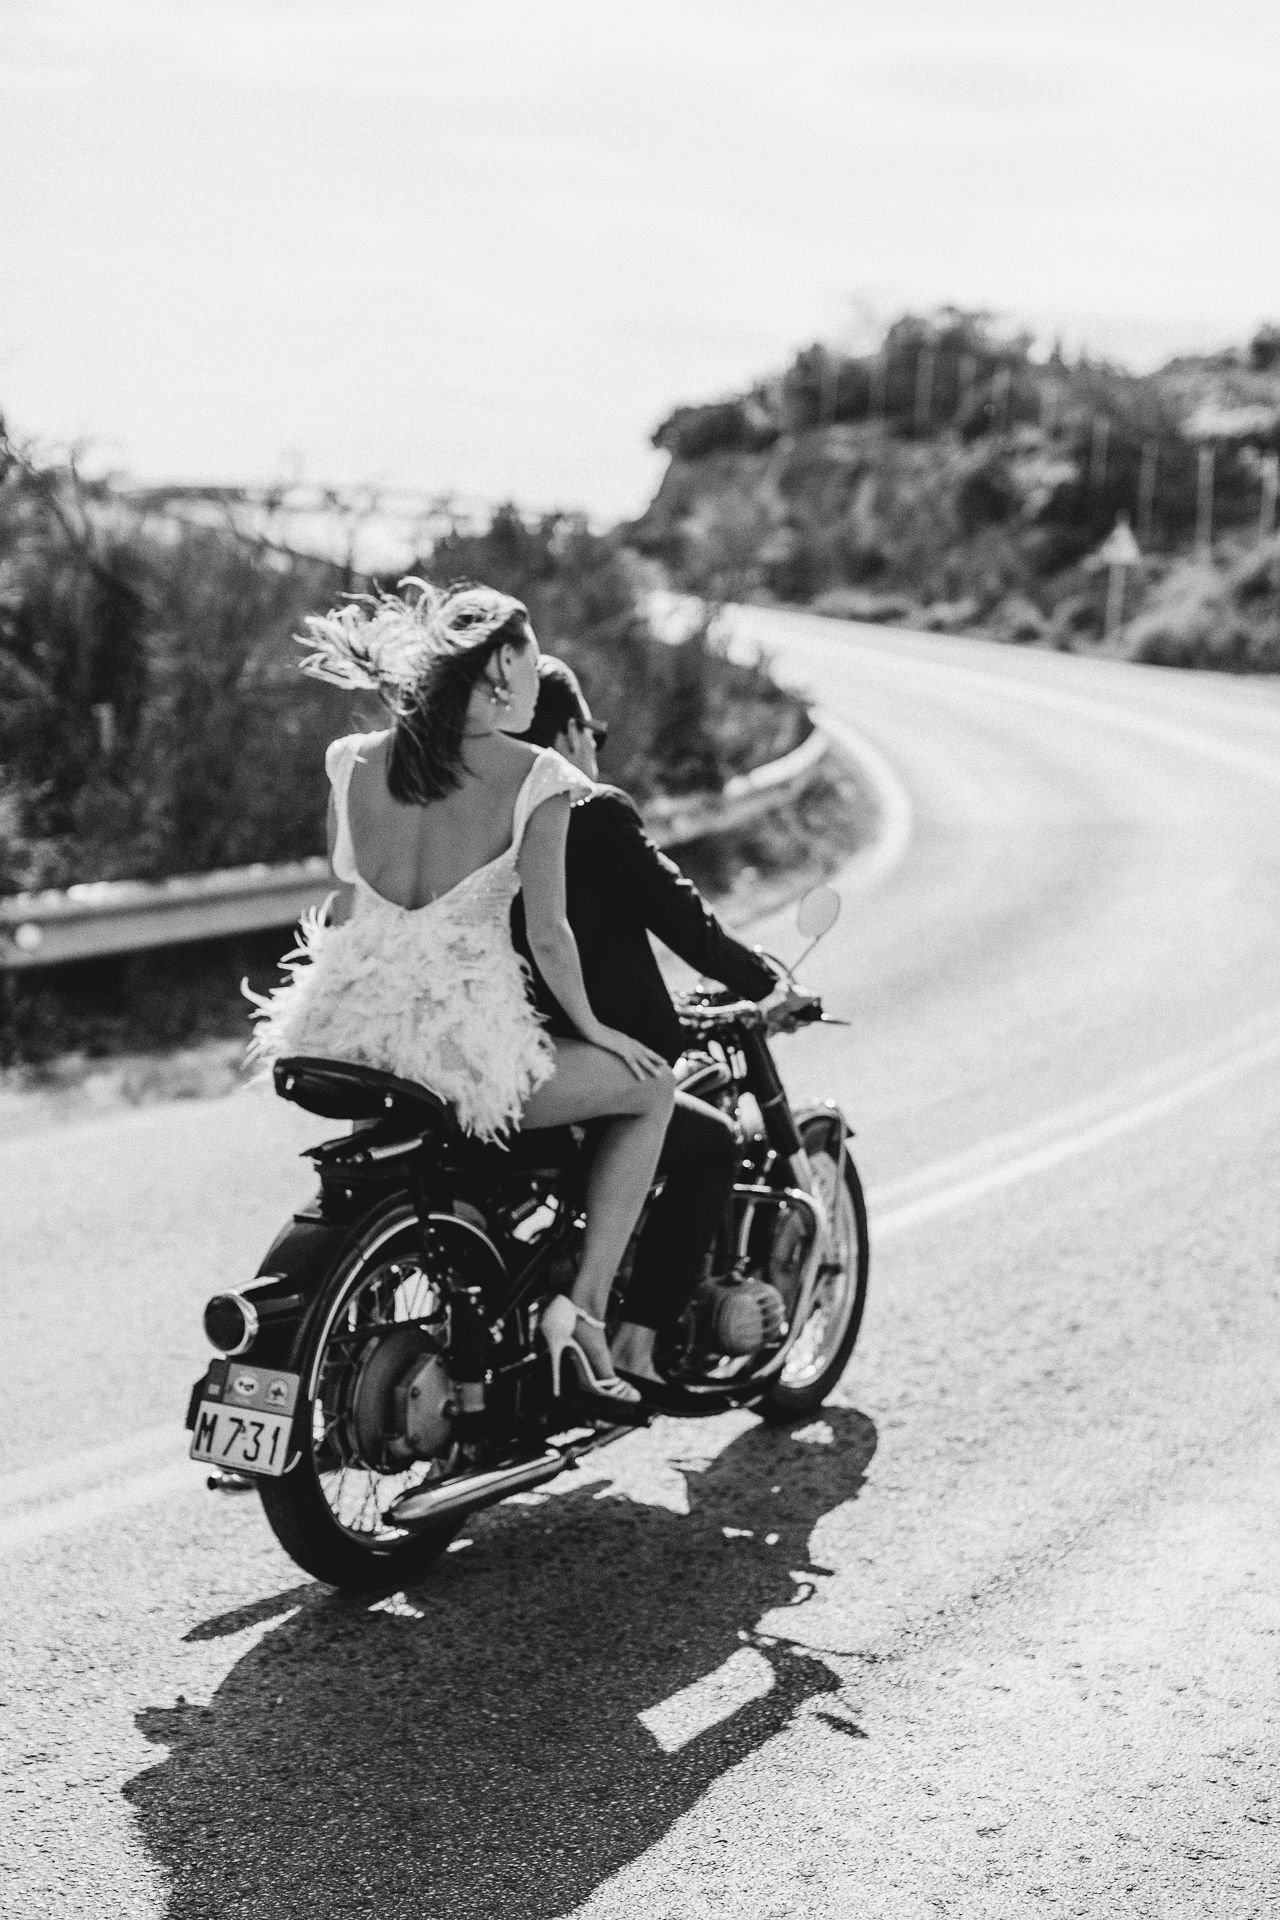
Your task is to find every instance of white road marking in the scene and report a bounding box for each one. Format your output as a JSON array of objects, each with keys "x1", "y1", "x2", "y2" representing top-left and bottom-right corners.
[
  {"x1": 819, "y1": 629, "x2": 1280, "y2": 794},
  {"x1": 0, "y1": 1423, "x2": 180, "y2": 1513},
  {"x1": 0, "y1": 1424, "x2": 206, "y2": 1554},
  {"x1": 0, "y1": 1462, "x2": 202, "y2": 1553},
  {"x1": 870, "y1": 1025, "x2": 1280, "y2": 1240},
  {"x1": 817, "y1": 713, "x2": 915, "y2": 897}
]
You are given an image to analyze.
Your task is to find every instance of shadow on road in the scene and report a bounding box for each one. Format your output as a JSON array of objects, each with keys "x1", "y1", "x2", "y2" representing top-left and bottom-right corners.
[{"x1": 127, "y1": 1408, "x2": 876, "y2": 1919}]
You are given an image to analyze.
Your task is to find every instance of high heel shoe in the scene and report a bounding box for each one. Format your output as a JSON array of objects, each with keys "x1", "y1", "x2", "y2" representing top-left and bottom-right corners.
[{"x1": 540, "y1": 1295, "x2": 642, "y2": 1408}]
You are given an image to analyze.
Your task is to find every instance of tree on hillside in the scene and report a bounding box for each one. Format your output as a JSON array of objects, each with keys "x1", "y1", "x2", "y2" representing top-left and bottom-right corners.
[{"x1": 1248, "y1": 324, "x2": 1280, "y2": 372}]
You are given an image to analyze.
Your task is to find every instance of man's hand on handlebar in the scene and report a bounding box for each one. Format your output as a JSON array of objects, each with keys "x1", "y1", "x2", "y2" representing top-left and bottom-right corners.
[{"x1": 758, "y1": 979, "x2": 822, "y2": 1032}]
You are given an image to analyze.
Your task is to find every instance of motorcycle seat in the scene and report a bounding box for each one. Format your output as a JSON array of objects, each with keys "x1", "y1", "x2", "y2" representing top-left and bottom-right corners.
[
  {"x1": 276, "y1": 1059, "x2": 583, "y2": 1184},
  {"x1": 274, "y1": 1056, "x2": 454, "y2": 1127}
]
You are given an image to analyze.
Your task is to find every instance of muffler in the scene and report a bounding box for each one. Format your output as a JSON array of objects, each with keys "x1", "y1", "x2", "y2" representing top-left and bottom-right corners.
[{"x1": 383, "y1": 1426, "x2": 631, "y2": 1530}]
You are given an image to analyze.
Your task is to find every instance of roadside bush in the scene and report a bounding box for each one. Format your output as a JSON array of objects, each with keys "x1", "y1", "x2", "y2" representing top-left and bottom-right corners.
[
  {"x1": 956, "y1": 458, "x2": 1020, "y2": 535},
  {"x1": 1122, "y1": 543, "x2": 1280, "y2": 671},
  {"x1": 0, "y1": 431, "x2": 352, "y2": 891}
]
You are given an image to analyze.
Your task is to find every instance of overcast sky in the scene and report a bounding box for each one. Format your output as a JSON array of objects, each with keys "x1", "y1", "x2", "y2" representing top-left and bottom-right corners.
[{"x1": 3, "y1": 0, "x2": 1278, "y2": 518}]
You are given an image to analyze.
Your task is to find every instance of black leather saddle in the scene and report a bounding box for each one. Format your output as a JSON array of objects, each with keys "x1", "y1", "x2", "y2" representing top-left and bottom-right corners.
[
  {"x1": 274, "y1": 1056, "x2": 453, "y2": 1126},
  {"x1": 274, "y1": 1055, "x2": 579, "y2": 1174}
]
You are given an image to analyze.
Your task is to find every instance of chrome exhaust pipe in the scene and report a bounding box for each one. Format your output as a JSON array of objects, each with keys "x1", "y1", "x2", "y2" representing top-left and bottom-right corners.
[{"x1": 383, "y1": 1424, "x2": 634, "y2": 1530}]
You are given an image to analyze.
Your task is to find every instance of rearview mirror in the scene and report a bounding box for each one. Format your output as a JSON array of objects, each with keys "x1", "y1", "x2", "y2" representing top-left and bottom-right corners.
[{"x1": 796, "y1": 885, "x2": 840, "y2": 942}]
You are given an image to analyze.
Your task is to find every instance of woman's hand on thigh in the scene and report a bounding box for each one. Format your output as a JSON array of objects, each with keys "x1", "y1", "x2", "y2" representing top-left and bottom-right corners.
[
  {"x1": 584, "y1": 1023, "x2": 668, "y2": 1080},
  {"x1": 523, "y1": 1036, "x2": 673, "y2": 1127}
]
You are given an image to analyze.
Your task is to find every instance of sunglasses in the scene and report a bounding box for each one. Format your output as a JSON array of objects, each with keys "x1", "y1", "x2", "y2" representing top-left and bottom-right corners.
[{"x1": 574, "y1": 715, "x2": 609, "y2": 748}]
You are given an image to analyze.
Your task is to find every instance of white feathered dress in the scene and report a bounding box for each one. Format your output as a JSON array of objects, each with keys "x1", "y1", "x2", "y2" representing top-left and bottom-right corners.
[{"x1": 248, "y1": 733, "x2": 593, "y2": 1142}]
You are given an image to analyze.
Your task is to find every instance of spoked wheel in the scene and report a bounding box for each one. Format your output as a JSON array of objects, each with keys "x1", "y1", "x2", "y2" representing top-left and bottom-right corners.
[
  {"x1": 258, "y1": 1204, "x2": 469, "y2": 1590},
  {"x1": 760, "y1": 1120, "x2": 869, "y2": 1423}
]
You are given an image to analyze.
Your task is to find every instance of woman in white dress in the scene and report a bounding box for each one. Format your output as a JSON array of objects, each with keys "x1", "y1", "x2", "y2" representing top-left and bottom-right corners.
[{"x1": 249, "y1": 579, "x2": 675, "y2": 1410}]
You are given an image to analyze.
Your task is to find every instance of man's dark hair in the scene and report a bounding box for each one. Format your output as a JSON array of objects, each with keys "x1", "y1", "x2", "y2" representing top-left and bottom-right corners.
[{"x1": 520, "y1": 655, "x2": 586, "y2": 749}]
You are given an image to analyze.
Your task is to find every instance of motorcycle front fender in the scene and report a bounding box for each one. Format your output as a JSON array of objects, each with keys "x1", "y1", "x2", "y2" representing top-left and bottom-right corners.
[{"x1": 794, "y1": 1101, "x2": 852, "y2": 1157}]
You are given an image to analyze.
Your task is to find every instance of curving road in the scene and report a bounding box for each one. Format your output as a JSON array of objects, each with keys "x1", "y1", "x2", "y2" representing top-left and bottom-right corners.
[{"x1": 3, "y1": 612, "x2": 1279, "y2": 1918}]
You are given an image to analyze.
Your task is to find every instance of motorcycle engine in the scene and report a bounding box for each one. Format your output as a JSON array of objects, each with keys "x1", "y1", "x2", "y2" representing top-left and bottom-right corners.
[{"x1": 692, "y1": 1272, "x2": 787, "y2": 1357}]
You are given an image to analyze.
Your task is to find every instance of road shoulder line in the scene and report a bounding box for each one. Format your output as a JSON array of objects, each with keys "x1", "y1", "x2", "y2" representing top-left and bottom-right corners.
[{"x1": 871, "y1": 1024, "x2": 1280, "y2": 1239}]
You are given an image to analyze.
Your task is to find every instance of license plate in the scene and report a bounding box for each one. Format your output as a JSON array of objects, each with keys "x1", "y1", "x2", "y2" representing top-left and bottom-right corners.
[{"x1": 189, "y1": 1359, "x2": 301, "y2": 1478}]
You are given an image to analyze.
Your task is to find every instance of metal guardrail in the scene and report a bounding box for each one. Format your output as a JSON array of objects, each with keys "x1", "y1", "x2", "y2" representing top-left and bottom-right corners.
[
  {"x1": 0, "y1": 727, "x2": 831, "y2": 970},
  {"x1": 642, "y1": 723, "x2": 829, "y2": 844}
]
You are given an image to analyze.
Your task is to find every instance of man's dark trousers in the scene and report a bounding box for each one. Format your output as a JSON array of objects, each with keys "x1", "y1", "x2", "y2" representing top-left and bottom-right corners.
[{"x1": 621, "y1": 1091, "x2": 738, "y2": 1331}]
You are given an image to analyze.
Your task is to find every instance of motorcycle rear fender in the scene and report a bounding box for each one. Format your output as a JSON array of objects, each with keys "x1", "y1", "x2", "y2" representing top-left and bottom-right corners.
[
  {"x1": 212, "y1": 1206, "x2": 376, "y2": 1370},
  {"x1": 186, "y1": 1194, "x2": 412, "y2": 1429},
  {"x1": 286, "y1": 1198, "x2": 510, "y2": 1405}
]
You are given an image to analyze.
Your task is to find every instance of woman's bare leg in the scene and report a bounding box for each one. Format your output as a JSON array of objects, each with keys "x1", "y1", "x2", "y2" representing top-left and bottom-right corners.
[
  {"x1": 523, "y1": 1039, "x2": 675, "y2": 1376},
  {"x1": 609, "y1": 1322, "x2": 659, "y2": 1380}
]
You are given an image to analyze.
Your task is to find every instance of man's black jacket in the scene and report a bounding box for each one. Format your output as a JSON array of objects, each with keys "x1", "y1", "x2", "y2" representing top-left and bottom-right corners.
[{"x1": 511, "y1": 785, "x2": 776, "y2": 1064}]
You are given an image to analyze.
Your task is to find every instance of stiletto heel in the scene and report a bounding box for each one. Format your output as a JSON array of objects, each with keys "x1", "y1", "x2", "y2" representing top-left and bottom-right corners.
[{"x1": 540, "y1": 1295, "x2": 642, "y2": 1408}]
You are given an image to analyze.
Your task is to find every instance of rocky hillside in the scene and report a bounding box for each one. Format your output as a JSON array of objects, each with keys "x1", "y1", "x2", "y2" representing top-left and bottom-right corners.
[{"x1": 628, "y1": 311, "x2": 1280, "y2": 671}]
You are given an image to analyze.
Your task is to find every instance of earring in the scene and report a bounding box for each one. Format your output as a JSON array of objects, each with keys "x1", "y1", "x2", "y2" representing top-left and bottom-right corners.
[{"x1": 489, "y1": 682, "x2": 511, "y2": 709}]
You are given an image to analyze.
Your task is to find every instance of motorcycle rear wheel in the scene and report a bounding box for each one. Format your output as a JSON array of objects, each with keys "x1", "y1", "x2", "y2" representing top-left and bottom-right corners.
[
  {"x1": 759, "y1": 1126, "x2": 869, "y2": 1424},
  {"x1": 258, "y1": 1205, "x2": 465, "y2": 1590}
]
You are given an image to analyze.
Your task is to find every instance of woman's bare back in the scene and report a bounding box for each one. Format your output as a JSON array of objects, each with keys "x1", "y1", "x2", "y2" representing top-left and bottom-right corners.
[{"x1": 344, "y1": 733, "x2": 540, "y2": 909}]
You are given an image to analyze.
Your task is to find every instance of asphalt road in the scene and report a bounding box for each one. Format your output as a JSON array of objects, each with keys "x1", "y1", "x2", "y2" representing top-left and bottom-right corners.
[{"x1": 3, "y1": 613, "x2": 1279, "y2": 1919}]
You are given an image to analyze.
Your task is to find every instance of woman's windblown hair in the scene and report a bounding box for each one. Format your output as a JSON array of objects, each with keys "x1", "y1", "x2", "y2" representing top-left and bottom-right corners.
[{"x1": 297, "y1": 577, "x2": 531, "y2": 802}]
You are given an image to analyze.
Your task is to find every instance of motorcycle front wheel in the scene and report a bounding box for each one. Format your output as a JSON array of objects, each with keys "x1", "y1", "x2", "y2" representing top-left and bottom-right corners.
[
  {"x1": 760, "y1": 1121, "x2": 869, "y2": 1424},
  {"x1": 258, "y1": 1202, "x2": 465, "y2": 1590}
]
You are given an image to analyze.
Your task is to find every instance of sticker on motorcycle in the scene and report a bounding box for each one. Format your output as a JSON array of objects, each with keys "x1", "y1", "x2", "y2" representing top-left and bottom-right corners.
[{"x1": 208, "y1": 1360, "x2": 300, "y2": 1415}]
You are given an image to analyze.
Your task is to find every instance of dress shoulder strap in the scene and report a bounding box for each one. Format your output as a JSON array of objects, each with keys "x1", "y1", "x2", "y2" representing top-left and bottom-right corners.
[
  {"x1": 325, "y1": 731, "x2": 386, "y2": 884},
  {"x1": 511, "y1": 748, "x2": 594, "y2": 855}
]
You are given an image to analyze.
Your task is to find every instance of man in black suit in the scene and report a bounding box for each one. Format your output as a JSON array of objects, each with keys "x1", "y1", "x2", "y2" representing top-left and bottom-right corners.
[{"x1": 514, "y1": 657, "x2": 799, "y2": 1384}]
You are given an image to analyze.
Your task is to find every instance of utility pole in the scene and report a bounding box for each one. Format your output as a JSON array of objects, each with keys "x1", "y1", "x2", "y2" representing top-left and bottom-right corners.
[
  {"x1": 913, "y1": 347, "x2": 935, "y2": 435},
  {"x1": 1088, "y1": 415, "x2": 1110, "y2": 493},
  {"x1": 869, "y1": 353, "x2": 887, "y2": 425},
  {"x1": 1259, "y1": 452, "x2": 1279, "y2": 543},
  {"x1": 1137, "y1": 441, "x2": 1159, "y2": 545},
  {"x1": 992, "y1": 365, "x2": 1012, "y2": 433},
  {"x1": 955, "y1": 354, "x2": 977, "y2": 426},
  {"x1": 815, "y1": 347, "x2": 831, "y2": 426},
  {"x1": 91, "y1": 703, "x2": 116, "y2": 755},
  {"x1": 1195, "y1": 445, "x2": 1216, "y2": 558}
]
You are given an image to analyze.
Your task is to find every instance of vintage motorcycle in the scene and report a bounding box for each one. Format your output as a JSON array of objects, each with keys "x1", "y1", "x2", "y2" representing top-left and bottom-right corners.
[{"x1": 186, "y1": 888, "x2": 869, "y2": 1590}]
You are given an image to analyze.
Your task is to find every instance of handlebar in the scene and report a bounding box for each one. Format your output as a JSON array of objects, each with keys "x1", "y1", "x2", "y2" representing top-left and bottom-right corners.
[{"x1": 677, "y1": 992, "x2": 826, "y2": 1039}]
